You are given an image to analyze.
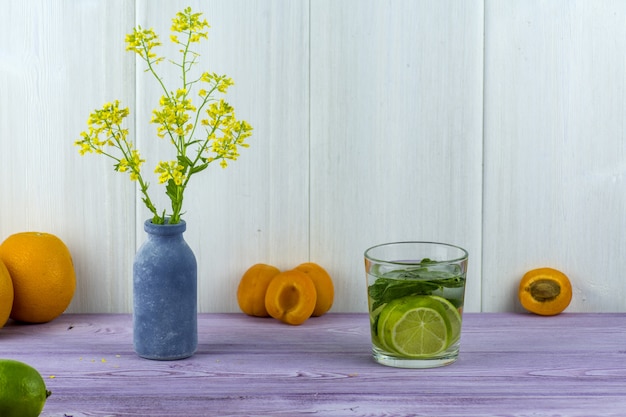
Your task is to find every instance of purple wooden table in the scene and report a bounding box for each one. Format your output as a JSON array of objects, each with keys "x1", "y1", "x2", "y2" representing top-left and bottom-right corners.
[{"x1": 2, "y1": 313, "x2": 626, "y2": 416}]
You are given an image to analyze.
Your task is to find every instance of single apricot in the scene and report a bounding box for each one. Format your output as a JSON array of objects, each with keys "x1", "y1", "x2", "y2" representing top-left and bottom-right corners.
[
  {"x1": 519, "y1": 267, "x2": 572, "y2": 316},
  {"x1": 237, "y1": 263, "x2": 281, "y2": 317},
  {"x1": 294, "y1": 262, "x2": 334, "y2": 317},
  {"x1": 265, "y1": 270, "x2": 317, "y2": 325}
]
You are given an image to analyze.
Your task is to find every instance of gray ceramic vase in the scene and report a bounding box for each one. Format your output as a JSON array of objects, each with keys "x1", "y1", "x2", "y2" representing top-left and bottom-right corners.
[{"x1": 133, "y1": 218, "x2": 197, "y2": 360}]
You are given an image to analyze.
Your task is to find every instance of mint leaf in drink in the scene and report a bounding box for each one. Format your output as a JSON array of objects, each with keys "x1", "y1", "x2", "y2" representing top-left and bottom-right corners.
[
  {"x1": 369, "y1": 278, "x2": 439, "y2": 310},
  {"x1": 368, "y1": 262, "x2": 464, "y2": 311}
]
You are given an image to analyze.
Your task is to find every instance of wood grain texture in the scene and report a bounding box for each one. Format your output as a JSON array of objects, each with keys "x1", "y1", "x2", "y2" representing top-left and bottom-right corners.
[
  {"x1": 1, "y1": 313, "x2": 626, "y2": 416},
  {"x1": 482, "y1": 0, "x2": 626, "y2": 312}
]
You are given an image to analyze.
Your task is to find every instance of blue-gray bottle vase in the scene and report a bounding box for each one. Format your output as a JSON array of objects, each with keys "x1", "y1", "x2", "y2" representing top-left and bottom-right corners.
[{"x1": 133, "y1": 219, "x2": 197, "y2": 360}]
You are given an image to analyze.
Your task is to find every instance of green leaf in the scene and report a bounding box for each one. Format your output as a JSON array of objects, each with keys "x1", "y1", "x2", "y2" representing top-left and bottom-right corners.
[
  {"x1": 177, "y1": 155, "x2": 193, "y2": 168},
  {"x1": 190, "y1": 163, "x2": 208, "y2": 174},
  {"x1": 165, "y1": 179, "x2": 179, "y2": 201},
  {"x1": 368, "y1": 263, "x2": 465, "y2": 311},
  {"x1": 368, "y1": 278, "x2": 439, "y2": 311}
]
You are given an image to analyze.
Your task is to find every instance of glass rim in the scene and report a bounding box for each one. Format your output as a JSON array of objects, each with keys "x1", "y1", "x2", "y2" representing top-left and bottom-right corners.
[{"x1": 364, "y1": 241, "x2": 468, "y2": 265}]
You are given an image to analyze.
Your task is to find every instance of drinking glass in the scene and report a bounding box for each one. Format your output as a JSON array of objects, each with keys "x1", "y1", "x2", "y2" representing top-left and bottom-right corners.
[{"x1": 364, "y1": 241, "x2": 468, "y2": 368}]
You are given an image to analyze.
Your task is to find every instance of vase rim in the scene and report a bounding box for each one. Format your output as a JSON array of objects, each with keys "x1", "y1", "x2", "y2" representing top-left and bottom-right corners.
[{"x1": 143, "y1": 218, "x2": 186, "y2": 235}]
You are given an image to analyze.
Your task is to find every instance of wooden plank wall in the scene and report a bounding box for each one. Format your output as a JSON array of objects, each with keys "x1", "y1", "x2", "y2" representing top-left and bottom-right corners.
[
  {"x1": 1, "y1": 0, "x2": 624, "y2": 314},
  {"x1": 483, "y1": 0, "x2": 626, "y2": 312}
]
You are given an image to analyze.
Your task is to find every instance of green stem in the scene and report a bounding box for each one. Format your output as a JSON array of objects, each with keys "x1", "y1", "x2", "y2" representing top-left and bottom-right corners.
[
  {"x1": 188, "y1": 85, "x2": 218, "y2": 141},
  {"x1": 137, "y1": 176, "x2": 160, "y2": 222},
  {"x1": 140, "y1": 40, "x2": 177, "y2": 148},
  {"x1": 170, "y1": 185, "x2": 184, "y2": 224}
]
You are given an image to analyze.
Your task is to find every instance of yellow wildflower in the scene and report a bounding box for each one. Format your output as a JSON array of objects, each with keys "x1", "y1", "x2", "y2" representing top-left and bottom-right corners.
[
  {"x1": 171, "y1": 7, "x2": 210, "y2": 37},
  {"x1": 155, "y1": 161, "x2": 186, "y2": 185},
  {"x1": 76, "y1": 8, "x2": 252, "y2": 225}
]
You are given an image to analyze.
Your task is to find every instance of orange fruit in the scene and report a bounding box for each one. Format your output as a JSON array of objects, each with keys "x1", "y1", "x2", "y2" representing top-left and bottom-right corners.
[
  {"x1": 264, "y1": 270, "x2": 317, "y2": 325},
  {"x1": 0, "y1": 259, "x2": 13, "y2": 327},
  {"x1": 0, "y1": 232, "x2": 76, "y2": 323},
  {"x1": 293, "y1": 262, "x2": 334, "y2": 316},
  {"x1": 237, "y1": 263, "x2": 281, "y2": 317}
]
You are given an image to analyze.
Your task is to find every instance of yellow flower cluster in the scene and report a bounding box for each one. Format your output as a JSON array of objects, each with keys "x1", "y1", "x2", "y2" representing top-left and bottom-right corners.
[
  {"x1": 75, "y1": 8, "x2": 252, "y2": 225},
  {"x1": 202, "y1": 99, "x2": 252, "y2": 168},
  {"x1": 200, "y1": 72, "x2": 235, "y2": 94},
  {"x1": 155, "y1": 161, "x2": 186, "y2": 185},
  {"x1": 75, "y1": 100, "x2": 145, "y2": 180},
  {"x1": 151, "y1": 89, "x2": 196, "y2": 139},
  {"x1": 171, "y1": 8, "x2": 209, "y2": 39},
  {"x1": 125, "y1": 27, "x2": 162, "y2": 62},
  {"x1": 119, "y1": 150, "x2": 145, "y2": 181}
]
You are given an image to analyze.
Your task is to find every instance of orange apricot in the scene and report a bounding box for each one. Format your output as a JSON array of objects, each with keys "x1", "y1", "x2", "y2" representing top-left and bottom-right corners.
[
  {"x1": 294, "y1": 262, "x2": 334, "y2": 317},
  {"x1": 519, "y1": 267, "x2": 572, "y2": 316},
  {"x1": 237, "y1": 263, "x2": 281, "y2": 317},
  {"x1": 264, "y1": 270, "x2": 317, "y2": 325}
]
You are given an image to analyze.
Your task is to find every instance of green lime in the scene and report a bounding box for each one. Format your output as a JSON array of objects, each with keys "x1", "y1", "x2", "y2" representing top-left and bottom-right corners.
[
  {"x1": 429, "y1": 295, "x2": 462, "y2": 345},
  {"x1": 374, "y1": 298, "x2": 406, "y2": 352},
  {"x1": 0, "y1": 359, "x2": 51, "y2": 417},
  {"x1": 378, "y1": 295, "x2": 455, "y2": 358},
  {"x1": 368, "y1": 301, "x2": 387, "y2": 348}
]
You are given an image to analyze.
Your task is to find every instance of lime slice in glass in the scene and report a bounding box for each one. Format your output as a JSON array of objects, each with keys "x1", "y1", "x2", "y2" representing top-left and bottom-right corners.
[
  {"x1": 378, "y1": 295, "x2": 450, "y2": 358},
  {"x1": 375, "y1": 298, "x2": 406, "y2": 352},
  {"x1": 429, "y1": 295, "x2": 462, "y2": 345}
]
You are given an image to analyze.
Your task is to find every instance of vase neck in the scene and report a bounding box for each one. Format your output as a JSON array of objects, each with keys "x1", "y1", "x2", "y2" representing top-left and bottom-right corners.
[{"x1": 143, "y1": 219, "x2": 187, "y2": 236}]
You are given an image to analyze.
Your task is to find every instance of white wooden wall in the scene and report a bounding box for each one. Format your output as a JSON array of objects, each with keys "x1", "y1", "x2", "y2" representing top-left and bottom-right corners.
[{"x1": 1, "y1": 0, "x2": 625, "y2": 314}]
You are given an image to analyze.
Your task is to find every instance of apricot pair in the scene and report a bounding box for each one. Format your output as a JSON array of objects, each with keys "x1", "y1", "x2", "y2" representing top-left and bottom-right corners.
[{"x1": 237, "y1": 262, "x2": 334, "y2": 325}]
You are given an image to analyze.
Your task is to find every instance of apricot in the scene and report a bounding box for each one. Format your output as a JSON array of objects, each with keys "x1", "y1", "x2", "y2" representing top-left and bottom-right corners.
[
  {"x1": 519, "y1": 267, "x2": 572, "y2": 316},
  {"x1": 294, "y1": 262, "x2": 334, "y2": 316},
  {"x1": 264, "y1": 270, "x2": 317, "y2": 325},
  {"x1": 237, "y1": 263, "x2": 281, "y2": 317}
]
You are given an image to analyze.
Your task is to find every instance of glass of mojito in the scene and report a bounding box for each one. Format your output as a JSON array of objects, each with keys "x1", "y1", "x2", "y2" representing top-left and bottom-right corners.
[{"x1": 364, "y1": 241, "x2": 468, "y2": 368}]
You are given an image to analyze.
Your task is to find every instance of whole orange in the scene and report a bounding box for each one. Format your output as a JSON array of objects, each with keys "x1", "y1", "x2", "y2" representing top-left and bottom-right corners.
[
  {"x1": 0, "y1": 232, "x2": 76, "y2": 323},
  {"x1": 0, "y1": 259, "x2": 13, "y2": 327}
]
